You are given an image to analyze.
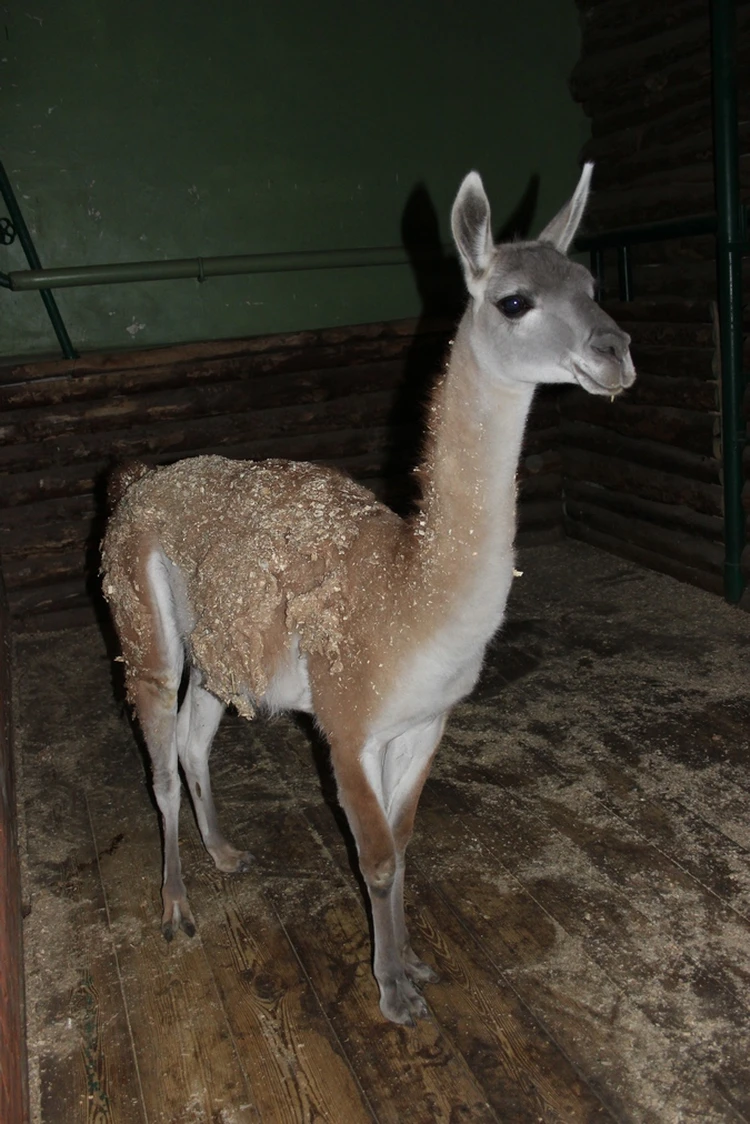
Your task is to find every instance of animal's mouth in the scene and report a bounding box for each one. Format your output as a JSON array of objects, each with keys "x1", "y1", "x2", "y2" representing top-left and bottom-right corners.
[{"x1": 572, "y1": 359, "x2": 636, "y2": 397}]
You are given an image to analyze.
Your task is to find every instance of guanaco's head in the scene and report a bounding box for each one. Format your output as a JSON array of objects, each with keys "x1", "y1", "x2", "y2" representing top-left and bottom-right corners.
[{"x1": 451, "y1": 164, "x2": 635, "y2": 397}]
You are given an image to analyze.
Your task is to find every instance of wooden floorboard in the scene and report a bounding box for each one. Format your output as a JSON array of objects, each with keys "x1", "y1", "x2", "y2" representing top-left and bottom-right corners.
[
  {"x1": 420, "y1": 779, "x2": 750, "y2": 1120},
  {"x1": 84, "y1": 756, "x2": 260, "y2": 1124},
  {"x1": 18, "y1": 755, "x2": 145, "y2": 1122},
  {"x1": 302, "y1": 799, "x2": 613, "y2": 1123},
  {"x1": 180, "y1": 820, "x2": 376, "y2": 1124},
  {"x1": 259, "y1": 807, "x2": 499, "y2": 1124},
  {"x1": 13, "y1": 540, "x2": 750, "y2": 1123}
]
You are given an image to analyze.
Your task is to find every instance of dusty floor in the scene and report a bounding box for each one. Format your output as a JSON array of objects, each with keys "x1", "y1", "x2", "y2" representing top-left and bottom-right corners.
[{"x1": 13, "y1": 540, "x2": 750, "y2": 1123}]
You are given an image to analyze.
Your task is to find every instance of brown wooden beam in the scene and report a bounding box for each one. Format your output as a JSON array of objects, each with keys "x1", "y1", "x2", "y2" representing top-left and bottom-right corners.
[{"x1": 0, "y1": 570, "x2": 29, "y2": 1123}]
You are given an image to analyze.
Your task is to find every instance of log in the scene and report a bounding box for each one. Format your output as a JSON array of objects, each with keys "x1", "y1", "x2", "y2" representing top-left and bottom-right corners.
[
  {"x1": 574, "y1": 26, "x2": 750, "y2": 126},
  {"x1": 0, "y1": 570, "x2": 29, "y2": 1123},
  {"x1": 578, "y1": 0, "x2": 710, "y2": 55},
  {"x1": 565, "y1": 519, "x2": 724, "y2": 596},
  {"x1": 587, "y1": 183, "x2": 723, "y2": 228},
  {"x1": 0, "y1": 333, "x2": 450, "y2": 410},
  {"x1": 633, "y1": 236, "x2": 726, "y2": 268},
  {"x1": 576, "y1": 21, "x2": 750, "y2": 106},
  {"x1": 0, "y1": 493, "x2": 96, "y2": 533},
  {"x1": 518, "y1": 448, "x2": 562, "y2": 479},
  {"x1": 582, "y1": 100, "x2": 713, "y2": 163},
  {"x1": 517, "y1": 499, "x2": 563, "y2": 531},
  {"x1": 598, "y1": 298, "x2": 714, "y2": 326},
  {"x1": 516, "y1": 524, "x2": 564, "y2": 548},
  {"x1": 0, "y1": 516, "x2": 98, "y2": 559},
  {"x1": 0, "y1": 389, "x2": 400, "y2": 474},
  {"x1": 564, "y1": 479, "x2": 724, "y2": 541},
  {"x1": 0, "y1": 359, "x2": 408, "y2": 444},
  {"x1": 0, "y1": 317, "x2": 452, "y2": 386},
  {"x1": 560, "y1": 395, "x2": 716, "y2": 455},
  {"x1": 560, "y1": 420, "x2": 721, "y2": 486},
  {"x1": 522, "y1": 426, "x2": 561, "y2": 458},
  {"x1": 0, "y1": 420, "x2": 413, "y2": 507},
  {"x1": 0, "y1": 462, "x2": 102, "y2": 508},
  {"x1": 519, "y1": 472, "x2": 562, "y2": 501},
  {"x1": 572, "y1": 20, "x2": 713, "y2": 100},
  {"x1": 621, "y1": 374, "x2": 717, "y2": 413},
  {"x1": 598, "y1": 262, "x2": 731, "y2": 303},
  {"x1": 591, "y1": 132, "x2": 739, "y2": 191},
  {"x1": 627, "y1": 345, "x2": 715, "y2": 381},
  {"x1": 615, "y1": 322, "x2": 716, "y2": 351},
  {"x1": 10, "y1": 603, "x2": 98, "y2": 634},
  {"x1": 7, "y1": 578, "x2": 95, "y2": 621},
  {"x1": 564, "y1": 496, "x2": 724, "y2": 573},
  {"x1": 561, "y1": 443, "x2": 723, "y2": 515},
  {"x1": 2, "y1": 550, "x2": 88, "y2": 591},
  {"x1": 577, "y1": 62, "x2": 712, "y2": 130}
]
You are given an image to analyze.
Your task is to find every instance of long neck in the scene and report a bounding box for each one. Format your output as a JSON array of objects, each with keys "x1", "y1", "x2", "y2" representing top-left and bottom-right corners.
[{"x1": 404, "y1": 312, "x2": 536, "y2": 639}]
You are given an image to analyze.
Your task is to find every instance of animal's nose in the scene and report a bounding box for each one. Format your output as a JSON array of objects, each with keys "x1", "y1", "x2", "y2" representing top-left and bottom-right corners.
[{"x1": 591, "y1": 330, "x2": 631, "y2": 362}]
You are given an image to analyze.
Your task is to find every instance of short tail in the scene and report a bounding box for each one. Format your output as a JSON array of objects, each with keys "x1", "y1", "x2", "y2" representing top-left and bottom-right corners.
[{"x1": 107, "y1": 460, "x2": 152, "y2": 511}]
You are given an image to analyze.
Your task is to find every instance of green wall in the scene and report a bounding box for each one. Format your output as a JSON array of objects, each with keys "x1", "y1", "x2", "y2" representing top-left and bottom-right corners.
[{"x1": 1, "y1": 0, "x2": 587, "y2": 358}]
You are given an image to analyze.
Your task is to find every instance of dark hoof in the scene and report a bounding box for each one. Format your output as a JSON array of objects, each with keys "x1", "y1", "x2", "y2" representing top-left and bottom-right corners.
[
  {"x1": 211, "y1": 844, "x2": 254, "y2": 874},
  {"x1": 379, "y1": 974, "x2": 431, "y2": 1025},
  {"x1": 161, "y1": 896, "x2": 196, "y2": 941}
]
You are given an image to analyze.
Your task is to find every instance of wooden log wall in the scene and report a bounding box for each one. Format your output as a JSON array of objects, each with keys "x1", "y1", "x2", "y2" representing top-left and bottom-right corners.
[
  {"x1": 568, "y1": 0, "x2": 750, "y2": 595},
  {"x1": 0, "y1": 319, "x2": 563, "y2": 631},
  {"x1": 0, "y1": 572, "x2": 29, "y2": 1123}
]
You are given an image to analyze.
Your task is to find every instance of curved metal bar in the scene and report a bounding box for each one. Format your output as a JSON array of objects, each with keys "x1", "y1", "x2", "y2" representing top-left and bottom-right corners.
[{"x1": 0, "y1": 160, "x2": 77, "y2": 359}]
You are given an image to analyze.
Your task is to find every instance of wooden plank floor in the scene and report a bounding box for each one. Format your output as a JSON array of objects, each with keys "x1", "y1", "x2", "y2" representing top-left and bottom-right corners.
[{"x1": 13, "y1": 540, "x2": 750, "y2": 1124}]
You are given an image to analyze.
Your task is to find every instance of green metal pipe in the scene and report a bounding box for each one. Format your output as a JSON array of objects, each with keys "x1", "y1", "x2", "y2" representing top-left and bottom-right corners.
[
  {"x1": 712, "y1": 0, "x2": 746, "y2": 603},
  {"x1": 0, "y1": 160, "x2": 77, "y2": 359},
  {"x1": 5, "y1": 244, "x2": 438, "y2": 293}
]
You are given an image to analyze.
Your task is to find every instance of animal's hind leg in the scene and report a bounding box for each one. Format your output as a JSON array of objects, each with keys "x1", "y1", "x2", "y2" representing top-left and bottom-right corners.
[
  {"x1": 177, "y1": 669, "x2": 252, "y2": 874},
  {"x1": 127, "y1": 551, "x2": 193, "y2": 940}
]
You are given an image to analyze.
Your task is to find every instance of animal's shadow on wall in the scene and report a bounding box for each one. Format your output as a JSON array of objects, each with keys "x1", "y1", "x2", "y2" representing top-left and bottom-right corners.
[{"x1": 383, "y1": 174, "x2": 540, "y2": 514}]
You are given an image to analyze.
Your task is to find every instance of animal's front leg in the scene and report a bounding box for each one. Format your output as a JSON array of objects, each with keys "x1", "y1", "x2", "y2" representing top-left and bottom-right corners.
[
  {"x1": 384, "y1": 714, "x2": 447, "y2": 986},
  {"x1": 390, "y1": 856, "x2": 439, "y2": 985},
  {"x1": 330, "y1": 737, "x2": 429, "y2": 1025},
  {"x1": 369, "y1": 875, "x2": 429, "y2": 1025}
]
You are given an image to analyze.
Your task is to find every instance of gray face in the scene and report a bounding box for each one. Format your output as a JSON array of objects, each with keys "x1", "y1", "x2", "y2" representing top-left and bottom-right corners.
[
  {"x1": 451, "y1": 167, "x2": 636, "y2": 398},
  {"x1": 473, "y1": 241, "x2": 635, "y2": 396}
]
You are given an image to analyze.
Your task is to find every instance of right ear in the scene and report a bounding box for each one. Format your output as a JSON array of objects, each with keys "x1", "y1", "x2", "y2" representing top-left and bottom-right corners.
[
  {"x1": 537, "y1": 163, "x2": 593, "y2": 254},
  {"x1": 451, "y1": 172, "x2": 494, "y2": 298}
]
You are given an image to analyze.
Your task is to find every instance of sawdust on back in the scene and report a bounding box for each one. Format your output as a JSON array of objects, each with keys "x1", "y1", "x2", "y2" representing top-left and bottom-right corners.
[{"x1": 101, "y1": 456, "x2": 404, "y2": 716}]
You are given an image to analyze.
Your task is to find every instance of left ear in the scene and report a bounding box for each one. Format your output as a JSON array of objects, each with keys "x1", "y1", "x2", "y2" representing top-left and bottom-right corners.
[
  {"x1": 451, "y1": 171, "x2": 494, "y2": 298},
  {"x1": 538, "y1": 163, "x2": 593, "y2": 254}
]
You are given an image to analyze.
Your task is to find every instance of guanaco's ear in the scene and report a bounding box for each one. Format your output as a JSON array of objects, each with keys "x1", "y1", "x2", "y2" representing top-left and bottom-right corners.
[
  {"x1": 538, "y1": 163, "x2": 593, "y2": 254},
  {"x1": 451, "y1": 172, "x2": 494, "y2": 297}
]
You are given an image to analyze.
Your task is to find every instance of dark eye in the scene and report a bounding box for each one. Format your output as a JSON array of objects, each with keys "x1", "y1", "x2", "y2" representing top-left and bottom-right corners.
[{"x1": 496, "y1": 293, "x2": 533, "y2": 319}]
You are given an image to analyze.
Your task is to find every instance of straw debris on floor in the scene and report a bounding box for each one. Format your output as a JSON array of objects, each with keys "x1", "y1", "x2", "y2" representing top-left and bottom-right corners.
[{"x1": 14, "y1": 540, "x2": 750, "y2": 1123}]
